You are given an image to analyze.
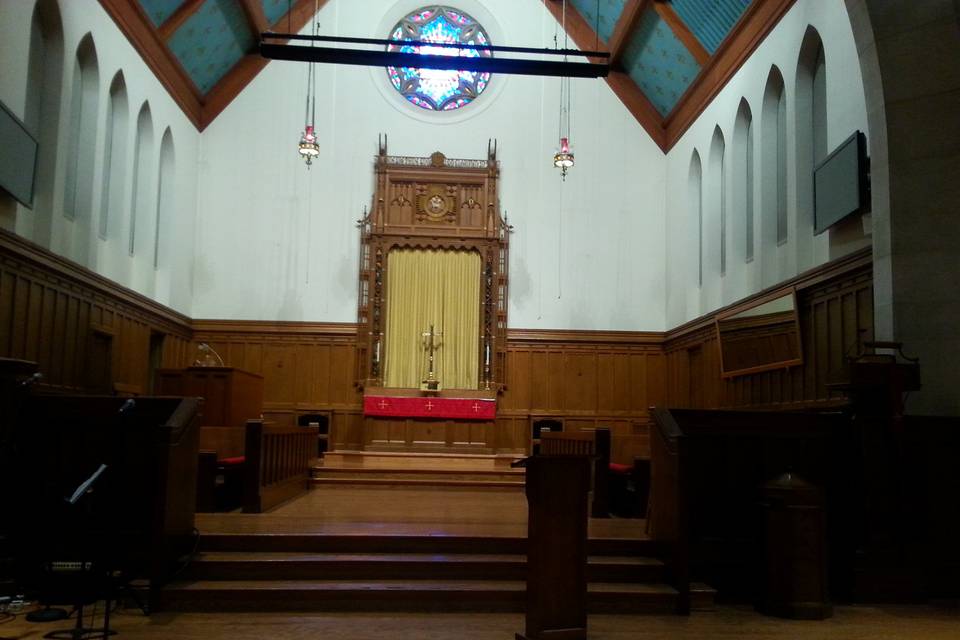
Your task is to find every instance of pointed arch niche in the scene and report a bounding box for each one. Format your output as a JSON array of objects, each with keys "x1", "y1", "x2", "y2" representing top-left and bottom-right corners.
[
  {"x1": 761, "y1": 65, "x2": 787, "y2": 286},
  {"x1": 354, "y1": 142, "x2": 509, "y2": 453},
  {"x1": 24, "y1": 0, "x2": 64, "y2": 248},
  {"x1": 100, "y1": 71, "x2": 128, "y2": 243},
  {"x1": 688, "y1": 149, "x2": 703, "y2": 290},
  {"x1": 63, "y1": 33, "x2": 99, "y2": 267},
  {"x1": 796, "y1": 26, "x2": 827, "y2": 270}
]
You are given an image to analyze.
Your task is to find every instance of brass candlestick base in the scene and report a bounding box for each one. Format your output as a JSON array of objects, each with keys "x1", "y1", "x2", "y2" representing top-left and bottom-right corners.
[{"x1": 420, "y1": 378, "x2": 441, "y2": 394}]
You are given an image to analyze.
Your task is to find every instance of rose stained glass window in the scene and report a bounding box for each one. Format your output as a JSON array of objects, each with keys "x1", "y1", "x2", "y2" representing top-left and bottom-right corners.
[{"x1": 386, "y1": 6, "x2": 492, "y2": 111}]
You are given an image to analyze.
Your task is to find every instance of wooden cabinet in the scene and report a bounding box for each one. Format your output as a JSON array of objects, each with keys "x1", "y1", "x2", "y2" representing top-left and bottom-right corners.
[{"x1": 156, "y1": 367, "x2": 263, "y2": 427}]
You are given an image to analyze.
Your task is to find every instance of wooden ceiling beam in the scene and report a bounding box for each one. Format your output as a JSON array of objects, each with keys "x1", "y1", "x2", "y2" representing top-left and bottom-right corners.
[
  {"x1": 607, "y1": 0, "x2": 650, "y2": 68},
  {"x1": 98, "y1": 0, "x2": 203, "y2": 127},
  {"x1": 201, "y1": 0, "x2": 324, "y2": 130},
  {"x1": 607, "y1": 71, "x2": 668, "y2": 152},
  {"x1": 157, "y1": 0, "x2": 205, "y2": 41},
  {"x1": 664, "y1": 0, "x2": 796, "y2": 147},
  {"x1": 540, "y1": 1, "x2": 665, "y2": 149},
  {"x1": 238, "y1": 0, "x2": 269, "y2": 37},
  {"x1": 652, "y1": 0, "x2": 709, "y2": 65},
  {"x1": 540, "y1": 0, "x2": 609, "y2": 63}
]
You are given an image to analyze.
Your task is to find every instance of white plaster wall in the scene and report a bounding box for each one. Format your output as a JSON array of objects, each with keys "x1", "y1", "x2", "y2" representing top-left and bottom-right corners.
[
  {"x1": 0, "y1": 0, "x2": 199, "y2": 314},
  {"x1": 194, "y1": 0, "x2": 666, "y2": 330},
  {"x1": 664, "y1": 0, "x2": 871, "y2": 328}
]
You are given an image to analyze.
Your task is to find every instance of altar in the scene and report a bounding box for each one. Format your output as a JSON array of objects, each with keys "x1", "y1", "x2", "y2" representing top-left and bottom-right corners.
[
  {"x1": 361, "y1": 387, "x2": 497, "y2": 453},
  {"x1": 349, "y1": 141, "x2": 510, "y2": 455}
]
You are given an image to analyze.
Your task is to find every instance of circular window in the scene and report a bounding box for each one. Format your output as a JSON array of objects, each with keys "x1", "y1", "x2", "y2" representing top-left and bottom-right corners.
[{"x1": 386, "y1": 6, "x2": 492, "y2": 111}]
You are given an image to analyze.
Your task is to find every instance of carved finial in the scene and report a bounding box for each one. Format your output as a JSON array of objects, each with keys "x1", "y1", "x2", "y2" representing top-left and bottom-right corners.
[{"x1": 430, "y1": 151, "x2": 446, "y2": 167}]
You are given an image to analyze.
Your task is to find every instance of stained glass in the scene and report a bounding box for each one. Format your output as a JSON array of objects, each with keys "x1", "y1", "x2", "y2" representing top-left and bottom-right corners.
[{"x1": 386, "y1": 6, "x2": 492, "y2": 111}]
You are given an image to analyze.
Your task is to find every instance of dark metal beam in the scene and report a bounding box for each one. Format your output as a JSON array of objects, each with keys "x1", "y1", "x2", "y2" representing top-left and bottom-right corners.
[
  {"x1": 262, "y1": 33, "x2": 610, "y2": 59},
  {"x1": 260, "y1": 43, "x2": 610, "y2": 78}
]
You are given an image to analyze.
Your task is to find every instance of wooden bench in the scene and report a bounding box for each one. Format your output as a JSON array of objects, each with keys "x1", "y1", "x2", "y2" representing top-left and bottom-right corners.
[{"x1": 196, "y1": 426, "x2": 247, "y2": 512}]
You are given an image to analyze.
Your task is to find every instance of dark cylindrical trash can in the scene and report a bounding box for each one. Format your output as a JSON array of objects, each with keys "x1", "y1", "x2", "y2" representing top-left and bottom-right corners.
[{"x1": 756, "y1": 471, "x2": 833, "y2": 620}]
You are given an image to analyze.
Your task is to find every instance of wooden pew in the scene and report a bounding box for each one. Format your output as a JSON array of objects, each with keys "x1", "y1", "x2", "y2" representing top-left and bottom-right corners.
[
  {"x1": 196, "y1": 426, "x2": 246, "y2": 512},
  {"x1": 539, "y1": 428, "x2": 611, "y2": 518},
  {"x1": 12, "y1": 394, "x2": 202, "y2": 610},
  {"x1": 648, "y1": 407, "x2": 855, "y2": 609},
  {"x1": 242, "y1": 420, "x2": 318, "y2": 513}
]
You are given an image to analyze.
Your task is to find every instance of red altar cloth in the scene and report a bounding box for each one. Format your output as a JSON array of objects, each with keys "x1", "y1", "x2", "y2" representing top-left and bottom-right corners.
[{"x1": 364, "y1": 395, "x2": 496, "y2": 420}]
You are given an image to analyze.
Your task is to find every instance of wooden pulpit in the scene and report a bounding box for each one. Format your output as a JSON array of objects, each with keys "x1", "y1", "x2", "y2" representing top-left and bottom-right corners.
[
  {"x1": 517, "y1": 455, "x2": 591, "y2": 640},
  {"x1": 156, "y1": 366, "x2": 263, "y2": 427}
]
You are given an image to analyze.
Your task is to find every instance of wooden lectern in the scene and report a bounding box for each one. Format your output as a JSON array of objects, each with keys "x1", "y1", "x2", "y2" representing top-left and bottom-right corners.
[
  {"x1": 516, "y1": 455, "x2": 591, "y2": 640},
  {"x1": 156, "y1": 366, "x2": 263, "y2": 427}
]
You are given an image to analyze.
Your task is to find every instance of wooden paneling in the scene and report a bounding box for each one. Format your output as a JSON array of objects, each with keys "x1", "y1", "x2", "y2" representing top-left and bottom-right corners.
[
  {"x1": 0, "y1": 229, "x2": 192, "y2": 394},
  {"x1": 501, "y1": 330, "x2": 664, "y2": 461},
  {"x1": 664, "y1": 249, "x2": 873, "y2": 410},
  {"x1": 0, "y1": 229, "x2": 872, "y2": 462}
]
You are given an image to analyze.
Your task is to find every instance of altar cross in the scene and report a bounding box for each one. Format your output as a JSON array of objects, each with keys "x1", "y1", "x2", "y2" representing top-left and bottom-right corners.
[{"x1": 422, "y1": 324, "x2": 443, "y2": 383}]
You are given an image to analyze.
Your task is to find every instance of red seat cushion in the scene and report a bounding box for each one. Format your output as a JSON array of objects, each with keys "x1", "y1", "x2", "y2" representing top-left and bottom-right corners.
[
  {"x1": 608, "y1": 462, "x2": 632, "y2": 476},
  {"x1": 218, "y1": 456, "x2": 246, "y2": 467}
]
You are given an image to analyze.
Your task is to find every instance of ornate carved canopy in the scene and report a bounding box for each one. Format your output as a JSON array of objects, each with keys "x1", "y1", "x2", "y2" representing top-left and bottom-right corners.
[{"x1": 356, "y1": 138, "x2": 509, "y2": 391}]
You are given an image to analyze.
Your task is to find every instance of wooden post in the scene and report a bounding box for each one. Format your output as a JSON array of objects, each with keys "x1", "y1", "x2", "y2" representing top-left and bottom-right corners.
[{"x1": 517, "y1": 455, "x2": 591, "y2": 640}]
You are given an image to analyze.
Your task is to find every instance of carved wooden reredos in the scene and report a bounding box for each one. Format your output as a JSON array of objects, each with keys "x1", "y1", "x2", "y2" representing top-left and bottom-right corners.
[{"x1": 356, "y1": 138, "x2": 510, "y2": 391}]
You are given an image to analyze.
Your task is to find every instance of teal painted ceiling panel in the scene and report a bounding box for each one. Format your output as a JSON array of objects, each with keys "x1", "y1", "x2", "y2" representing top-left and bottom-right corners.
[
  {"x1": 138, "y1": 0, "x2": 190, "y2": 27},
  {"x1": 261, "y1": 0, "x2": 289, "y2": 27},
  {"x1": 570, "y1": 0, "x2": 627, "y2": 45},
  {"x1": 168, "y1": 0, "x2": 255, "y2": 94},
  {"x1": 670, "y1": 0, "x2": 752, "y2": 53},
  {"x1": 621, "y1": 6, "x2": 701, "y2": 117}
]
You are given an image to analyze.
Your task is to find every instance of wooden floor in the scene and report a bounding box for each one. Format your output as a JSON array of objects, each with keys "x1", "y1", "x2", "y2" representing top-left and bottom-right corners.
[
  {"x1": 196, "y1": 485, "x2": 648, "y2": 540},
  {"x1": 3, "y1": 604, "x2": 958, "y2": 639}
]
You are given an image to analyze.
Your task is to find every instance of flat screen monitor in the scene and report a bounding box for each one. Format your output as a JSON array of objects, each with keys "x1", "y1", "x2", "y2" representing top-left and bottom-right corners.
[
  {"x1": 814, "y1": 130, "x2": 869, "y2": 235},
  {"x1": 0, "y1": 100, "x2": 38, "y2": 208}
]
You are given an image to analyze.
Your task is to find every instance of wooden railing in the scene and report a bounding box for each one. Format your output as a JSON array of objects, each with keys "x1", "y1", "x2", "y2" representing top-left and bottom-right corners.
[
  {"x1": 243, "y1": 420, "x2": 318, "y2": 513},
  {"x1": 649, "y1": 407, "x2": 690, "y2": 614}
]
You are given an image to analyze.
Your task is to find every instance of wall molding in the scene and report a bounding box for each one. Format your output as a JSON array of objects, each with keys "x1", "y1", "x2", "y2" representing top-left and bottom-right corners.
[
  {"x1": 507, "y1": 328, "x2": 663, "y2": 346},
  {"x1": 665, "y1": 247, "x2": 872, "y2": 343},
  {"x1": 192, "y1": 319, "x2": 358, "y2": 339},
  {"x1": 0, "y1": 229, "x2": 191, "y2": 336}
]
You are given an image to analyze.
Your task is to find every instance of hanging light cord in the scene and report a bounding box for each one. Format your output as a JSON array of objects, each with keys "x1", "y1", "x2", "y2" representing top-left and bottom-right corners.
[
  {"x1": 558, "y1": 1, "x2": 569, "y2": 145},
  {"x1": 304, "y1": 0, "x2": 318, "y2": 134}
]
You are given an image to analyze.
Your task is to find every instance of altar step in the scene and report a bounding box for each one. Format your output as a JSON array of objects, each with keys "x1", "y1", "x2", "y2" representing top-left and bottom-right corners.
[
  {"x1": 176, "y1": 552, "x2": 666, "y2": 582},
  {"x1": 162, "y1": 534, "x2": 715, "y2": 613},
  {"x1": 311, "y1": 450, "x2": 525, "y2": 488},
  {"x1": 161, "y1": 579, "x2": 685, "y2": 613}
]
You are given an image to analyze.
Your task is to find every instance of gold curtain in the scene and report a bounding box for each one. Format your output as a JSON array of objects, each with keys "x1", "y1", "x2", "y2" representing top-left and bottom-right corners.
[{"x1": 383, "y1": 248, "x2": 480, "y2": 389}]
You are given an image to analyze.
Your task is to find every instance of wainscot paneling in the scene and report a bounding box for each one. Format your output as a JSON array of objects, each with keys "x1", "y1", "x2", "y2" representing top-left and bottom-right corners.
[
  {"x1": 0, "y1": 229, "x2": 192, "y2": 395},
  {"x1": 1, "y1": 227, "x2": 873, "y2": 460},
  {"x1": 664, "y1": 248, "x2": 873, "y2": 410},
  {"x1": 189, "y1": 320, "x2": 363, "y2": 449},
  {"x1": 500, "y1": 329, "x2": 665, "y2": 461}
]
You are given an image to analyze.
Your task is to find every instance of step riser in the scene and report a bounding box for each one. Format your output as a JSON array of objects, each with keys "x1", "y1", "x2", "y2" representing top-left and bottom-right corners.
[
  {"x1": 199, "y1": 535, "x2": 662, "y2": 557},
  {"x1": 161, "y1": 592, "x2": 677, "y2": 614},
  {"x1": 181, "y1": 562, "x2": 663, "y2": 583},
  {"x1": 310, "y1": 478, "x2": 524, "y2": 488},
  {"x1": 200, "y1": 535, "x2": 527, "y2": 554}
]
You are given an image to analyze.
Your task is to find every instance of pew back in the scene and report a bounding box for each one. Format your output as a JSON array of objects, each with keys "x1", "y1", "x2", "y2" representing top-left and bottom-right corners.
[
  {"x1": 13, "y1": 395, "x2": 201, "y2": 599},
  {"x1": 243, "y1": 420, "x2": 318, "y2": 513},
  {"x1": 649, "y1": 407, "x2": 855, "y2": 604}
]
